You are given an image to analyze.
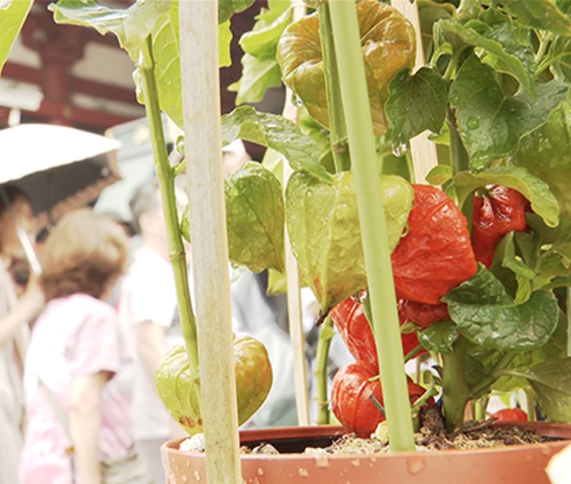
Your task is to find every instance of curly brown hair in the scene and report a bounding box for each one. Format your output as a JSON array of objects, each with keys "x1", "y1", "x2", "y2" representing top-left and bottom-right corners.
[{"x1": 40, "y1": 209, "x2": 128, "y2": 302}]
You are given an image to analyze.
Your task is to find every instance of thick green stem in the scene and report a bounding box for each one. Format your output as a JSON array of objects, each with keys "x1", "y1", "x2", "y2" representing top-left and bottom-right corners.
[
  {"x1": 315, "y1": 316, "x2": 335, "y2": 424},
  {"x1": 328, "y1": 0, "x2": 415, "y2": 452},
  {"x1": 448, "y1": 113, "x2": 473, "y2": 229},
  {"x1": 470, "y1": 352, "x2": 517, "y2": 400},
  {"x1": 319, "y1": 1, "x2": 350, "y2": 173},
  {"x1": 139, "y1": 37, "x2": 199, "y2": 376},
  {"x1": 442, "y1": 336, "x2": 470, "y2": 432}
]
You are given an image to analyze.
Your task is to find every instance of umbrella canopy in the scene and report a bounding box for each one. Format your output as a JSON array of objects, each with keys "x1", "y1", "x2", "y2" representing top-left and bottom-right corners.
[{"x1": 0, "y1": 124, "x2": 122, "y2": 229}]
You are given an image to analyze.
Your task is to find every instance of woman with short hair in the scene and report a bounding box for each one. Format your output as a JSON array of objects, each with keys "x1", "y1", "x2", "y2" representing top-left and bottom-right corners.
[{"x1": 20, "y1": 209, "x2": 150, "y2": 484}]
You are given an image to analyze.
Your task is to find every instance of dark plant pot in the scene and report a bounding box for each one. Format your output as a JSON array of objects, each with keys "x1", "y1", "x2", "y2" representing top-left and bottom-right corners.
[{"x1": 161, "y1": 423, "x2": 571, "y2": 484}]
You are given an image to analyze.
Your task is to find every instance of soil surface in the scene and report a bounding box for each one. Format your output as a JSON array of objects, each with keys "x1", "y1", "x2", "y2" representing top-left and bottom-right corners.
[{"x1": 239, "y1": 419, "x2": 552, "y2": 455}]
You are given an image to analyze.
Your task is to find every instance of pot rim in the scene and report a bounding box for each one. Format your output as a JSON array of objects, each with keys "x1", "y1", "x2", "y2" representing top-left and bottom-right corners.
[{"x1": 162, "y1": 422, "x2": 571, "y2": 461}]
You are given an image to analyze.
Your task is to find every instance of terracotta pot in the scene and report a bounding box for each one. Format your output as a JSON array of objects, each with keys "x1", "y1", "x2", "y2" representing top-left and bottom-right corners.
[{"x1": 161, "y1": 423, "x2": 571, "y2": 484}]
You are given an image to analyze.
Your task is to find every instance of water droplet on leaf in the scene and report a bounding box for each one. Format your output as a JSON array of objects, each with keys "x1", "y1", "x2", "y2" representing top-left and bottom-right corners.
[
  {"x1": 467, "y1": 116, "x2": 480, "y2": 129},
  {"x1": 392, "y1": 142, "x2": 408, "y2": 158}
]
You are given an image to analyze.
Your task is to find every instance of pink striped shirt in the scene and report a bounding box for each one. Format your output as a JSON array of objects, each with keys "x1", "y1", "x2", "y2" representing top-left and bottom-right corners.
[{"x1": 21, "y1": 294, "x2": 134, "y2": 484}]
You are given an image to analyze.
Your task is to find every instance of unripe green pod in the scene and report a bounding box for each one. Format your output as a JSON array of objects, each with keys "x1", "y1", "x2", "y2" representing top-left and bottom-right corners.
[{"x1": 156, "y1": 334, "x2": 273, "y2": 435}]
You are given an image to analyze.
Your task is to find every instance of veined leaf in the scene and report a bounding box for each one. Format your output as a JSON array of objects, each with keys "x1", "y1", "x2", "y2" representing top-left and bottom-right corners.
[
  {"x1": 502, "y1": 0, "x2": 571, "y2": 37},
  {"x1": 240, "y1": 1, "x2": 291, "y2": 59},
  {"x1": 228, "y1": 55, "x2": 282, "y2": 104},
  {"x1": 386, "y1": 67, "x2": 448, "y2": 147},
  {"x1": 221, "y1": 106, "x2": 331, "y2": 181},
  {"x1": 425, "y1": 165, "x2": 453, "y2": 186},
  {"x1": 229, "y1": 2, "x2": 291, "y2": 104},
  {"x1": 225, "y1": 163, "x2": 285, "y2": 273},
  {"x1": 468, "y1": 311, "x2": 566, "y2": 393},
  {"x1": 439, "y1": 12, "x2": 536, "y2": 95},
  {"x1": 525, "y1": 357, "x2": 571, "y2": 422},
  {"x1": 443, "y1": 265, "x2": 560, "y2": 352},
  {"x1": 286, "y1": 171, "x2": 414, "y2": 312},
  {"x1": 513, "y1": 102, "x2": 571, "y2": 220},
  {"x1": 0, "y1": 0, "x2": 32, "y2": 76},
  {"x1": 453, "y1": 165, "x2": 560, "y2": 227},
  {"x1": 49, "y1": 0, "x2": 170, "y2": 63},
  {"x1": 418, "y1": 321, "x2": 459, "y2": 355},
  {"x1": 52, "y1": 0, "x2": 233, "y2": 129},
  {"x1": 450, "y1": 55, "x2": 568, "y2": 168}
]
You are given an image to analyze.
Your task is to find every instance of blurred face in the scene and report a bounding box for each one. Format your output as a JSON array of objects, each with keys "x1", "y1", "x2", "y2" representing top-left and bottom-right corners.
[{"x1": 0, "y1": 196, "x2": 35, "y2": 263}]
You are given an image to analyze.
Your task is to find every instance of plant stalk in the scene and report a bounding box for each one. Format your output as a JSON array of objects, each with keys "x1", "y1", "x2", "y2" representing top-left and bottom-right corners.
[
  {"x1": 524, "y1": 388, "x2": 537, "y2": 422},
  {"x1": 139, "y1": 37, "x2": 199, "y2": 376},
  {"x1": 319, "y1": 1, "x2": 351, "y2": 173},
  {"x1": 448, "y1": 112, "x2": 473, "y2": 229},
  {"x1": 328, "y1": 0, "x2": 416, "y2": 452},
  {"x1": 442, "y1": 336, "x2": 470, "y2": 432},
  {"x1": 315, "y1": 316, "x2": 335, "y2": 424},
  {"x1": 470, "y1": 352, "x2": 517, "y2": 400}
]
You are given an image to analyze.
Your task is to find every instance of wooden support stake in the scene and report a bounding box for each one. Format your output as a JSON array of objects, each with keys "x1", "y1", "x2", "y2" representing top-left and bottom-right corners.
[
  {"x1": 282, "y1": 0, "x2": 311, "y2": 427},
  {"x1": 179, "y1": 1, "x2": 241, "y2": 483},
  {"x1": 391, "y1": 0, "x2": 440, "y2": 184}
]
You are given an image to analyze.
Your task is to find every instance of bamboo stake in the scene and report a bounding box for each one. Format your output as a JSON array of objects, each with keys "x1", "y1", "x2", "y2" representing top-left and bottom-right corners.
[
  {"x1": 329, "y1": 0, "x2": 416, "y2": 452},
  {"x1": 179, "y1": 1, "x2": 241, "y2": 483},
  {"x1": 281, "y1": 0, "x2": 311, "y2": 427},
  {"x1": 391, "y1": 0, "x2": 439, "y2": 184}
]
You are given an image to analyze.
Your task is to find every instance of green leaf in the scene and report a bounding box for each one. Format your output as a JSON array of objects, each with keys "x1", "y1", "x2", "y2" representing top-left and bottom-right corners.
[
  {"x1": 52, "y1": 0, "x2": 233, "y2": 129},
  {"x1": 501, "y1": 233, "x2": 536, "y2": 281},
  {"x1": 547, "y1": 37, "x2": 571, "y2": 83},
  {"x1": 439, "y1": 13, "x2": 536, "y2": 95},
  {"x1": 229, "y1": 1, "x2": 290, "y2": 104},
  {"x1": 219, "y1": 0, "x2": 255, "y2": 24},
  {"x1": 418, "y1": 321, "x2": 459, "y2": 355},
  {"x1": 386, "y1": 67, "x2": 448, "y2": 146},
  {"x1": 453, "y1": 165, "x2": 561, "y2": 227},
  {"x1": 450, "y1": 55, "x2": 569, "y2": 168},
  {"x1": 513, "y1": 102, "x2": 571, "y2": 220},
  {"x1": 525, "y1": 357, "x2": 571, "y2": 422},
  {"x1": 426, "y1": 165, "x2": 453, "y2": 186},
  {"x1": 285, "y1": 171, "x2": 414, "y2": 312},
  {"x1": 225, "y1": 162, "x2": 285, "y2": 273},
  {"x1": 443, "y1": 265, "x2": 560, "y2": 351},
  {"x1": 49, "y1": 0, "x2": 170, "y2": 63},
  {"x1": 228, "y1": 55, "x2": 283, "y2": 104},
  {"x1": 502, "y1": 0, "x2": 571, "y2": 37},
  {"x1": 150, "y1": 3, "x2": 181, "y2": 126},
  {"x1": 468, "y1": 311, "x2": 567, "y2": 393},
  {"x1": 221, "y1": 106, "x2": 331, "y2": 181},
  {"x1": 0, "y1": 0, "x2": 32, "y2": 76},
  {"x1": 240, "y1": 2, "x2": 291, "y2": 59}
]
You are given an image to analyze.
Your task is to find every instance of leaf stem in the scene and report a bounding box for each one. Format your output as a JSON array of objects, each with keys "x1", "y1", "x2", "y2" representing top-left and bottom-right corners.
[
  {"x1": 524, "y1": 388, "x2": 537, "y2": 422},
  {"x1": 328, "y1": 0, "x2": 415, "y2": 452},
  {"x1": 535, "y1": 32, "x2": 553, "y2": 66},
  {"x1": 404, "y1": 344, "x2": 424, "y2": 363},
  {"x1": 412, "y1": 385, "x2": 439, "y2": 409},
  {"x1": 139, "y1": 36, "x2": 200, "y2": 376},
  {"x1": 442, "y1": 336, "x2": 470, "y2": 432},
  {"x1": 319, "y1": 1, "x2": 351, "y2": 173},
  {"x1": 470, "y1": 352, "x2": 517, "y2": 400},
  {"x1": 315, "y1": 316, "x2": 334, "y2": 424}
]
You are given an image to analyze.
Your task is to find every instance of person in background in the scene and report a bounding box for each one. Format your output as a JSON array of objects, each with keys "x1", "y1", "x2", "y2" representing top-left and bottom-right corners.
[
  {"x1": 20, "y1": 209, "x2": 147, "y2": 484},
  {"x1": 0, "y1": 186, "x2": 44, "y2": 484},
  {"x1": 118, "y1": 181, "x2": 186, "y2": 484}
]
